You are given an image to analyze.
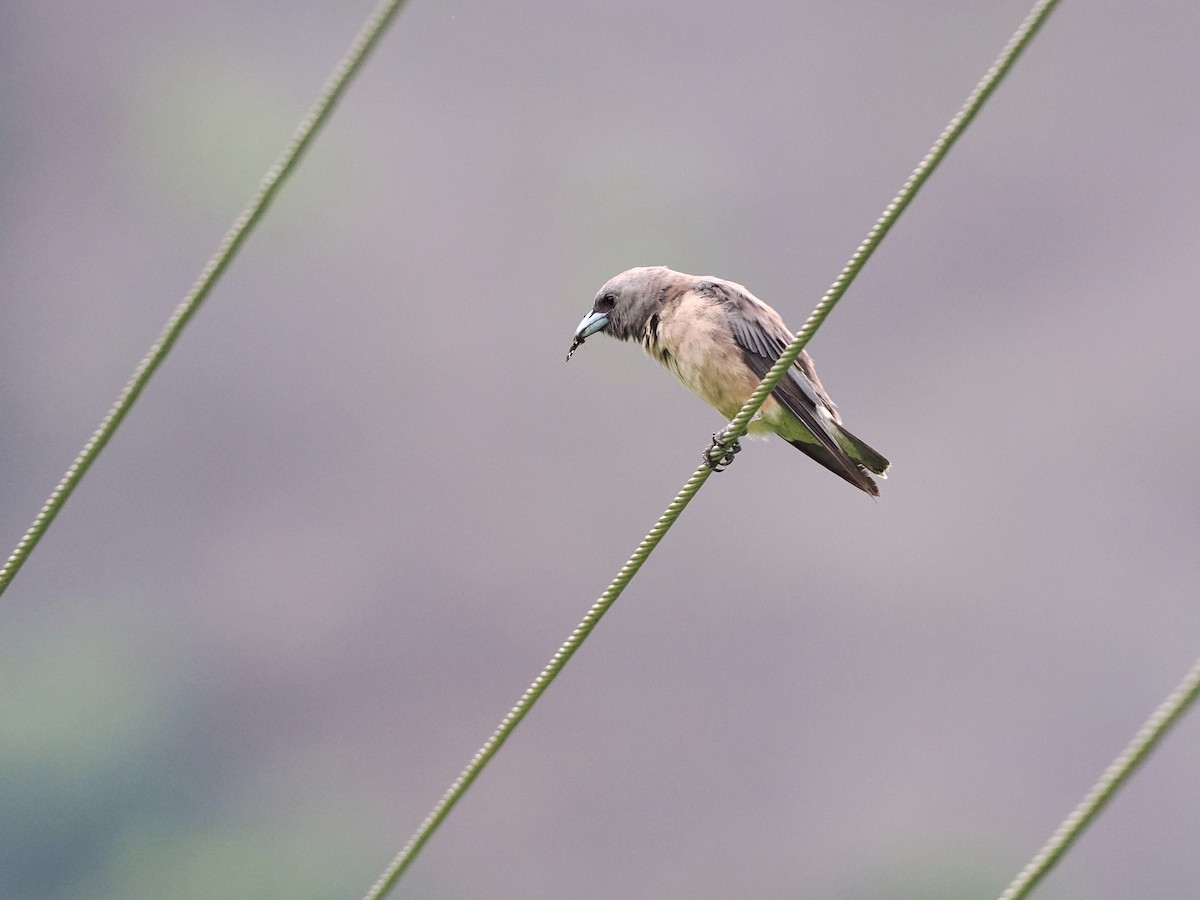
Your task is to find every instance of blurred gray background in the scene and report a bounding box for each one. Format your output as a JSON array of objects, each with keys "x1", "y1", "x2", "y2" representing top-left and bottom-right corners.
[{"x1": 2, "y1": 1, "x2": 1199, "y2": 898}]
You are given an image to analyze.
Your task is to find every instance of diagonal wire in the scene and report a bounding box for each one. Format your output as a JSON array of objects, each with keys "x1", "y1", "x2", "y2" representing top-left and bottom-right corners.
[
  {"x1": 713, "y1": 0, "x2": 1060, "y2": 459},
  {"x1": 361, "y1": 2, "x2": 1061, "y2": 896},
  {"x1": 0, "y1": 0, "x2": 412, "y2": 601},
  {"x1": 998, "y1": 656, "x2": 1200, "y2": 900}
]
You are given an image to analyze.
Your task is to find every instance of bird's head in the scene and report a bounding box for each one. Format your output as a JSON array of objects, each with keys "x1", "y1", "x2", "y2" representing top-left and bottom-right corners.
[{"x1": 566, "y1": 266, "x2": 681, "y2": 361}]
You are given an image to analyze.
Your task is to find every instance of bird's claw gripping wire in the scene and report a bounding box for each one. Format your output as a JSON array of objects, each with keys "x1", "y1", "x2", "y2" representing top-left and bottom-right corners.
[{"x1": 705, "y1": 432, "x2": 742, "y2": 472}]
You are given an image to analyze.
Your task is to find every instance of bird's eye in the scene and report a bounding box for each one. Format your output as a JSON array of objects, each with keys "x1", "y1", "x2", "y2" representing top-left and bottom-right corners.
[{"x1": 596, "y1": 293, "x2": 616, "y2": 312}]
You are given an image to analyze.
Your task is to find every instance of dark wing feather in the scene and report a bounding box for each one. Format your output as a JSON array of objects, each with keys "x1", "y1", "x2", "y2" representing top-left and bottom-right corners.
[
  {"x1": 728, "y1": 312, "x2": 778, "y2": 360},
  {"x1": 698, "y1": 280, "x2": 877, "y2": 495}
]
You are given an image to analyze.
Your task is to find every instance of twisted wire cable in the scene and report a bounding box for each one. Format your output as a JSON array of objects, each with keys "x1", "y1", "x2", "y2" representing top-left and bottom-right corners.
[
  {"x1": 363, "y1": 2, "x2": 1062, "y2": 896},
  {"x1": 998, "y1": 656, "x2": 1200, "y2": 900},
  {"x1": 0, "y1": 0, "x2": 412, "y2": 599}
]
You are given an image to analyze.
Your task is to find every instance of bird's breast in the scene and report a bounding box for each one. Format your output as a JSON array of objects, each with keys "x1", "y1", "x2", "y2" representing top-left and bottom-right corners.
[{"x1": 646, "y1": 306, "x2": 760, "y2": 420}]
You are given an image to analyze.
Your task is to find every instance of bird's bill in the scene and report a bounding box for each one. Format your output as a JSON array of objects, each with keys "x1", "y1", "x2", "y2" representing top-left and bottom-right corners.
[
  {"x1": 574, "y1": 310, "x2": 609, "y2": 340},
  {"x1": 565, "y1": 310, "x2": 609, "y2": 362}
]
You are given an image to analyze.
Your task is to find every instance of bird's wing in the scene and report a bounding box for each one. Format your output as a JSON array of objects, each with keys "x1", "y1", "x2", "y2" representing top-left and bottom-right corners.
[{"x1": 698, "y1": 280, "x2": 874, "y2": 493}]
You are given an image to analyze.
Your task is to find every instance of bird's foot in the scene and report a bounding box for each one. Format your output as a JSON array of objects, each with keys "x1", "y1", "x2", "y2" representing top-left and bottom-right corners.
[{"x1": 705, "y1": 432, "x2": 742, "y2": 472}]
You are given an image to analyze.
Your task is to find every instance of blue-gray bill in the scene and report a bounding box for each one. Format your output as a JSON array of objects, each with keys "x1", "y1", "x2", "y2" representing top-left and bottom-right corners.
[
  {"x1": 566, "y1": 266, "x2": 890, "y2": 496},
  {"x1": 565, "y1": 310, "x2": 608, "y2": 362}
]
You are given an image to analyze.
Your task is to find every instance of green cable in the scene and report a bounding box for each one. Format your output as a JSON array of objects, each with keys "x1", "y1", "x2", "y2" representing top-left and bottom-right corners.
[
  {"x1": 998, "y1": 656, "x2": 1200, "y2": 899},
  {"x1": 0, "y1": 0, "x2": 412, "y2": 599},
  {"x1": 362, "y1": 2, "x2": 1062, "y2": 896}
]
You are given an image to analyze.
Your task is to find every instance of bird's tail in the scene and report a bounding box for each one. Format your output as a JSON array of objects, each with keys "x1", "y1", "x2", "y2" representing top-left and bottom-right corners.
[
  {"x1": 782, "y1": 432, "x2": 888, "y2": 496},
  {"x1": 833, "y1": 425, "x2": 890, "y2": 477}
]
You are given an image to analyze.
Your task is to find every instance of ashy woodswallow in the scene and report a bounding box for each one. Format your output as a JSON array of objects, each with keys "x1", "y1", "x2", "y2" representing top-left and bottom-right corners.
[{"x1": 567, "y1": 266, "x2": 890, "y2": 495}]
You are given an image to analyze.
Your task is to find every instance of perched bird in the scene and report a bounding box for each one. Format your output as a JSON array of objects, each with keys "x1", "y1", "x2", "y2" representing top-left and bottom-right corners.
[{"x1": 566, "y1": 266, "x2": 890, "y2": 495}]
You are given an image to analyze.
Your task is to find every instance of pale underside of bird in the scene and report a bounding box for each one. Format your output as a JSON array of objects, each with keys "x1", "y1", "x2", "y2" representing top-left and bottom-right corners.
[{"x1": 567, "y1": 266, "x2": 890, "y2": 496}]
